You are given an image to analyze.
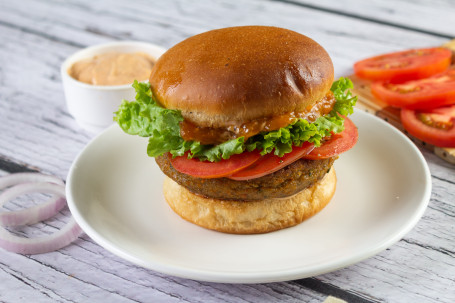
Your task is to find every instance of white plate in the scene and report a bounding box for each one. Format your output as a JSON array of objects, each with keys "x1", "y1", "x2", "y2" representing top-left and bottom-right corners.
[{"x1": 66, "y1": 110, "x2": 431, "y2": 283}]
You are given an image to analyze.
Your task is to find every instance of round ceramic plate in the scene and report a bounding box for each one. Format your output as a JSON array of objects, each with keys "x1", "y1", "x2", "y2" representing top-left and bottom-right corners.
[{"x1": 66, "y1": 110, "x2": 431, "y2": 283}]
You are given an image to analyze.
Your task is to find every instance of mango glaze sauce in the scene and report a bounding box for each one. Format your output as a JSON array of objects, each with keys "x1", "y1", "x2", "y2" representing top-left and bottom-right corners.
[{"x1": 180, "y1": 92, "x2": 336, "y2": 145}]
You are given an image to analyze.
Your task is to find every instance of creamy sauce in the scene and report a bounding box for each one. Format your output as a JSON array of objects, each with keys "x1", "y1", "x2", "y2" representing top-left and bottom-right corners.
[
  {"x1": 68, "y1": 52, "x2": 154, "y2": 85},
  {"x1": 180, "y1": 92, "x2": 336, "y2": 145}
]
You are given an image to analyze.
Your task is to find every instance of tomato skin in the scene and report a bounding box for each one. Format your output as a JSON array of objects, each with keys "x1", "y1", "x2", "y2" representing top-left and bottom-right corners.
[
  {"x1": 354, "y1": 47, "x2": 451, "y2": 82},
  {"x1": 302, "y1": 117, "x2": 358, "y2": 160},
  {"x1": 371, "y1": 68, "x2": 455, "y2": 110},
  {"x1": 171, "y1": 118, "x2": 358, "y2": 180},
  {"x1": 227, "y1": 142, "x2": 315, "y2": 181},
  {"x1": 401, "y1": 106, "x2": 455, "y2": 147},
  {"x1": 170, "y1": 151, "x2": 261, "y2": 179}
]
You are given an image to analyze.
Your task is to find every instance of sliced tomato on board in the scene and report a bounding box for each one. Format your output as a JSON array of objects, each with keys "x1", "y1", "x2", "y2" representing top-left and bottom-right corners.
[
  {"x1": 354, "y1": 47, "x2": 451, "y2": 83},
  {"x1": 371, "y1": 68, "x2": 455, "y2": 110},
  {"x1": 227, "y1": 142, "x2": 315, "y2": 181},
  {"x1": 170, "y1": 150, "x2": 261, "y2": 179},
  {"x1": 302, "y1": 117, "x2": 358, "y2": 160},
  {"x1": 401, "y1": 105, "x2": 455, "y2": 147}
]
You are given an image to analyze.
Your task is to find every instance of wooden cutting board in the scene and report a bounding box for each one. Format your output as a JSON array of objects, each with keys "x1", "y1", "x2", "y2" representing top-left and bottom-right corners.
[{"x1": 350, "y1": 73, "x2": 455, "y2": 165}]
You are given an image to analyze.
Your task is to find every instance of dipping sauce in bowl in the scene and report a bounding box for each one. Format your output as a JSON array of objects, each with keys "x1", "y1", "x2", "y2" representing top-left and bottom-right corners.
[
  {"x1": 61, "y1": 41, "x2": 166, "y2": 133},
  {"x1": 68, "y1": 52, "x2": 155, "y2": 86}
]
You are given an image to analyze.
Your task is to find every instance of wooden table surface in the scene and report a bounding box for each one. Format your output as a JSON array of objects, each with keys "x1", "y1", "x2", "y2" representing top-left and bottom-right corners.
[{"x1": 0, "y1": 1, "x2": 454, "y2": 302}]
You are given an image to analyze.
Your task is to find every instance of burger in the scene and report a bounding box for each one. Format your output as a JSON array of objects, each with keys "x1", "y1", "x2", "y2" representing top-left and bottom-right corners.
[{"x1": 114, "y1": 26, "x2": 358, "y2": 234}]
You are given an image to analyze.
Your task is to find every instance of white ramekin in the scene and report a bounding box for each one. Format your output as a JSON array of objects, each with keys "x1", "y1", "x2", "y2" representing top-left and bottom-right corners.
[{"x1": 61, "y1": 41, "x2": 167, "y2": 133}]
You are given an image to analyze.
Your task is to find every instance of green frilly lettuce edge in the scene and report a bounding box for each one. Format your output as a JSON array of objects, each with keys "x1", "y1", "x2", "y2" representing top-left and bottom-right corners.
[{"x1": 114, "y1": 77, "x2": 357, "y2": 162}]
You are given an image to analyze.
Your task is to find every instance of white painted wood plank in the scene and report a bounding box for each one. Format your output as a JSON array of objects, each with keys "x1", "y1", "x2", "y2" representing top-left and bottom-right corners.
[
  {"x1": 320, "y1": 241, "x2": 455, "y2": 302},
  {"x1": 0, "y1": 231, "x2": 329, "y2": 303},
  {"x1": 0, "y1": 265, "x2": 64, "y2": 303},
  {"x1": 0, "y1": 0, "x2": 454, "y2": 302},
  {"x1": 292, "y1": 0, "x2": 455, "y2": 37},
  {"x1": 0, "y1": 0, "x2": 448, "y2": 75}
]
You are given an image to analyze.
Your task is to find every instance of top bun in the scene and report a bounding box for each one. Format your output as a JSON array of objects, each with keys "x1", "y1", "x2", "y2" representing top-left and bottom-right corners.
[{"x1": 149, "y1": 26, "x2": 334, "y2": 128}]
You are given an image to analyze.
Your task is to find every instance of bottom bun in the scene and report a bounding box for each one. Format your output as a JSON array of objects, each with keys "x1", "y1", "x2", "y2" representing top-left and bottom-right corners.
[{"x1": 163, "y1": 168, "x2": 336, "y2": 234}]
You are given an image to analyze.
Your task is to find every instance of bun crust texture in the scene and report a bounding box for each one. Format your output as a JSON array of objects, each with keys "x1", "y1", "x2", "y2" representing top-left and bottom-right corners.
[
  {"x1": 163, "y1": 168, "x2": 336, "y2": 234},
  {"x1": 149, "y1": 26, "x2": 334, "y2": 128}
]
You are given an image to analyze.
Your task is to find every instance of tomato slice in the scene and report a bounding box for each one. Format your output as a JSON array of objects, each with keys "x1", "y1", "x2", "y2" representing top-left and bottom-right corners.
[
  {"x1": 171, "y1": 118, "x2": 358, "y2": 180},
  {"x1": 401, "y1": 105, "x2": 455, "y2": 147},
  {"x1": 354, "y1": 47, "x2": 451, "y2": 82},
  {"x1": 170, "y1": 151, "x2": 261, "y2": 179},
  {"x1": 371, "y1": 68, "x2": 455, "y2": 110},
  {"x1": 227, "y1": 142, "x2": 315, "y2": 181},
  {"x1": 302, "y1": 117, "x2": 358, "y2": 160}
]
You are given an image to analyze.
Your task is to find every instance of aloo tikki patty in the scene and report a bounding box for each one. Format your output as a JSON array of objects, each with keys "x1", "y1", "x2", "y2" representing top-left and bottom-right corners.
[{"x1": 155, "y1": 154, "x2": 336, "y2": 201}]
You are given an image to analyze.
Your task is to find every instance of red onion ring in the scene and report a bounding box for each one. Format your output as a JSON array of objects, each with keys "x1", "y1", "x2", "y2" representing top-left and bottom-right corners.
[
  {"x1": 0, "y1": 173, "x2": 65, "y2": 226},
  {"x1": 0, "y1": 218, "x2": 82, "y2": 254},
  {"x1": 0, "y1": 182, "x2": 67, "y2": 227},
  {"x1": 0, "y1": 174, "x2": 83, "y2": 254}
]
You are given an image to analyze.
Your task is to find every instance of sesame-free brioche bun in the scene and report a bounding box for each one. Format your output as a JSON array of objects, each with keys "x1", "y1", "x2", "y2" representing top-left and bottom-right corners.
[
  {"x1": 163, "y1": 168, "x2": 336, "y2": 234},
  {"x1": 149, "y1": 26, "x2": 334, "y2": 128}
]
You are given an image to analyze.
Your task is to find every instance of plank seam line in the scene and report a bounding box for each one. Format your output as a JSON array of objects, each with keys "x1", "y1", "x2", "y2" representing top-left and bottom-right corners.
[
  {"x1": 0, "y1": 157, "x2": 40, "y2": 174},
  {"x1": 3, "y1": 219, "x2": 192, "y2": 301},
  {"x1": 427, "y1": 204, "x2": 455, "y2": 218},
  {"x1": 0, "y1": 20, "x2": 86, "y2": 48},
  {"x1": 432, "y1": 174, "x2": 455, "y2": 186},
  {"x1": 0, "y1": 216, "x2": 178, "y2": 301},
  {"x1": 48, "y1": 249, "x2": 194, "y2": 303},
  {"x1": 401, "y1": 238, "x2": 455, "y2": 258},
  {"x1": 269, "y1": 0, "x2": 453, "y2": 39},
  {"x1": 293, "y1": 278, "x2": 381, "y2": 303},
  {"x1": 25, "y1": 255, "x2": 144, "y2": 303},
  {"x1": 0, "y1": 260, "x2": 70, "y2": 303},
  {"x1": 66, "y1": 238, "x2": 232, "y2": 303},
  {"x1": 174, "y1": 279, "x2": 254, "y2": 303}
]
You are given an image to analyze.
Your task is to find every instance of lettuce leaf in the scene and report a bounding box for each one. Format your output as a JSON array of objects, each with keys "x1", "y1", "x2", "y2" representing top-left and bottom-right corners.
[
  {"x1": 245, "y1": 77, "x2": 358, "y2": 157},
  {"x1": 115, "y1": 81, "x2": 185, "y2": 157},
  {"x1": 114, "y1": 78, "x2": 357, "y2": 162}
]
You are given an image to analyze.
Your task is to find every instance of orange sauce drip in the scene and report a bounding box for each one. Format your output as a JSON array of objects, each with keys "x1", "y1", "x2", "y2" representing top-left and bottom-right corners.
[{"x1": 180, "y1": 92, "x2": 336, "y2": 145}]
